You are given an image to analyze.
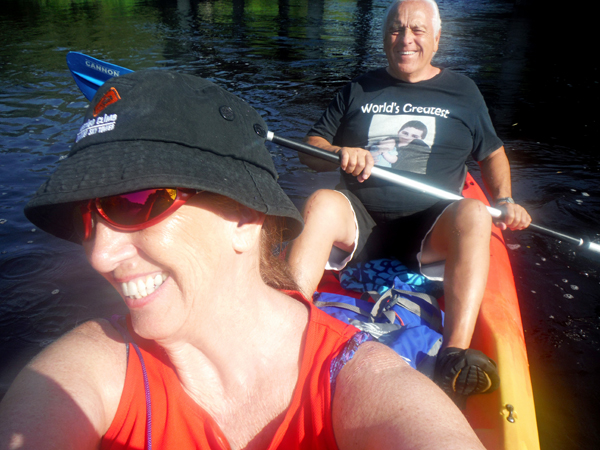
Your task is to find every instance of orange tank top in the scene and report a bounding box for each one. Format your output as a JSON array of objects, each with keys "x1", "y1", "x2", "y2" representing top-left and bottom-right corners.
[{"x1": 101, "y1": 292, "x2": 366, "y2": 450}]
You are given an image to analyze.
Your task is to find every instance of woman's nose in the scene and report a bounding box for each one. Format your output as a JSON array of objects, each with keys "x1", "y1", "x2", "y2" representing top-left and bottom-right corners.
[{"x1": 84, "y1": 218, "x2": 137, "y2": 274}]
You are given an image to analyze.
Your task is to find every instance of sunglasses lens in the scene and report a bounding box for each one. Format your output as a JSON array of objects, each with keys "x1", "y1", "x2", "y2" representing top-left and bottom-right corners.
[
  {"x1": 73, "y1": 202, "x2": 94, "y2": 241},
  {"x1": 98, "y1": 188, "x2": 178, "y2": 226}
]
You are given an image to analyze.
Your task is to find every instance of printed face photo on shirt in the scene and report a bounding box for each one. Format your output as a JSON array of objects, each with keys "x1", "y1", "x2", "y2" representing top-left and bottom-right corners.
[
  {"x1": 398, "y1": 124, "x2": 426, "y2": 145},
  {"x1": 367, "y1": 115, "x2": 436, "y2": 173}
]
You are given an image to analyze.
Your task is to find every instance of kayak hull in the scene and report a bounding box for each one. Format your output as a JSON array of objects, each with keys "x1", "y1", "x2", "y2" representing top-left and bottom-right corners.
[
  {"x1": 317, "y1": 173, "x2": 540, "y2": 449},
  {"x1": 461, "y1": 174, "x2": 539, "y2": 449}
]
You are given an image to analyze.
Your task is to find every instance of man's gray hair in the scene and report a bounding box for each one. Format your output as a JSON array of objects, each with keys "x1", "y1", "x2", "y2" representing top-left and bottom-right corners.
[{"x1": 382, "y1": 0, "x2": 442, "y2": 38}]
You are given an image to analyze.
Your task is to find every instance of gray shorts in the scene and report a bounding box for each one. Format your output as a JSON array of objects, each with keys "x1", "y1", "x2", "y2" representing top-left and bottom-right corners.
[{"x1": 326, "y1": 190, "x2": 454, "y2": 281}]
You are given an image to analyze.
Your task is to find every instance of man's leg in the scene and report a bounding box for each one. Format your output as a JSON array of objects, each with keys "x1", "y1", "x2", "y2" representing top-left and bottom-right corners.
[
  {"x1": 420, "y1": 198, "x2": 492, "y2": 349},
  {"x1": 287, "y1": 189, "x2": 357, "y2": 299},
  {"x1": 421, "y1": 198, "x2": 499, "y2": 398}
]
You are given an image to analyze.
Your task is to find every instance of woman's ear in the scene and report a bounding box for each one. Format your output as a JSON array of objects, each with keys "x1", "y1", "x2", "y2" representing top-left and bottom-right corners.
[{"x1": 231, "y1": 206, "x2": 265, "y2": 253}]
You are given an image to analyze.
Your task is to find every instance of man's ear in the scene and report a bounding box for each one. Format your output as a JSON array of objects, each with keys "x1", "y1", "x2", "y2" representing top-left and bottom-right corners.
[
  {"x1": 433, "y1": 29, "x2": 441, "y2": 52},
  {"x1": 231, "y1": 206, "x2": 265, "y2": 253}
]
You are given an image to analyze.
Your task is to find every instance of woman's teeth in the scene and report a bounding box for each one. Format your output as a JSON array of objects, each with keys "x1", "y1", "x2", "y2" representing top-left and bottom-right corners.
[{"x1": 122, "y1": 273, "x2": 168, "y2": 299}]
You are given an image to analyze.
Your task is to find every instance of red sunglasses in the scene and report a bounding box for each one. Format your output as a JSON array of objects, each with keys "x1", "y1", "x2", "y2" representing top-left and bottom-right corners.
[{"x1": 73, "y1": 188, "x2": 198, "y2": 241}]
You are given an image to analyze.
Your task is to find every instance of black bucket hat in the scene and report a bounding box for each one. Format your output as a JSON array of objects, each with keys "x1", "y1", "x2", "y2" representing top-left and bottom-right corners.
[{"x1": 24, "y1": 70, "x2": 303, "y2": 243}]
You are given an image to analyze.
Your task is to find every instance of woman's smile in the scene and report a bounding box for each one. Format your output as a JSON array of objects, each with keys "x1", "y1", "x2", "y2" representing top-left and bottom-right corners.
[{"x1": 120, "y1": 272, "x2": 169, "y2": 299}]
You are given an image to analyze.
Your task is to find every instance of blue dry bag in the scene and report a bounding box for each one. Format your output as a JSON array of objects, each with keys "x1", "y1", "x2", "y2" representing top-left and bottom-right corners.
[{"x1": 315, "y1": 259, "x2": 444, "y2": 378}]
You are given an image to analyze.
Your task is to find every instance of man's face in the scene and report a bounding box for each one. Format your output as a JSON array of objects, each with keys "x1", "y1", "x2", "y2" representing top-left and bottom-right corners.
[{"x1": 384, "y1": 0, "x2": 441, "y2": 83}]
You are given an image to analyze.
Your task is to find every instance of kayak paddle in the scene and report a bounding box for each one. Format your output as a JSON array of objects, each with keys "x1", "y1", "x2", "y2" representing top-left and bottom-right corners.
[
  {"x1": 66, "y1": 52, "x2": 133, "y2": 101},
  {"x1": 65, "y1": 51, "x2": 600, "y2": 255},
  {"x1": 263, "y1": 132, "x2": 600, "y2": 254}
]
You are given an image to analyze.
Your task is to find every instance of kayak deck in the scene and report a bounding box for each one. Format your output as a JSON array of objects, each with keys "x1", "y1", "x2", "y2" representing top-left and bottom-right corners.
[{"x1": 316, "y1": 173, "x2": 540, "y2": 449}]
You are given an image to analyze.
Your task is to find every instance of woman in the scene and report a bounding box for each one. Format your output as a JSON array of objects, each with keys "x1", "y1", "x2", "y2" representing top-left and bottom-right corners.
[{"x1": 0, "y1": 71, "x2": 484, "y2": 449}]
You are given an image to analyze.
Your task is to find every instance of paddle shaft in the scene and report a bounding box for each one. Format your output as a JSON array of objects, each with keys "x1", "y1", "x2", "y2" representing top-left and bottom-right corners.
[
  {"x1": 266, "y1": 132, "x2": 600, "y2": 253},
  {"x1": 267, "y1": 131, "x2": 498, "y2": 212}
]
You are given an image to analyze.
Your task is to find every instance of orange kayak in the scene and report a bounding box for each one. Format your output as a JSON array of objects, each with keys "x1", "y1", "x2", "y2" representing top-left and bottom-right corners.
[
  {"x1": 317, "y1": 173, "x2": 540, "y2": 449},
  {"x1": 461, "y1": 173, "x2": 539, "y2": 449}
]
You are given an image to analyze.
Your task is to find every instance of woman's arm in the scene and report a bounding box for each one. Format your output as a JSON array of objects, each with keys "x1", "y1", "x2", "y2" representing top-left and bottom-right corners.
[
  {"x1": 332, "y1": 341, "x2": 485, "y2": 450},
  {"x1": 0, "y1": 320, "x2": 126, "y2": 450}
]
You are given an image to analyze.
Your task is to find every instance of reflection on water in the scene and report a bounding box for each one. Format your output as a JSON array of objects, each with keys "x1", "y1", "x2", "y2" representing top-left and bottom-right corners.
[{"x1": 1, "y1": 1, "x2": 599, "y2": 449}]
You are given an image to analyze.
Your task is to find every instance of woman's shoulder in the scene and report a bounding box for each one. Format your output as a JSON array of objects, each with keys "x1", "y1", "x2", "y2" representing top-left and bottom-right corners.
[
  {"x1": 37, "y1": 318, "x2": 128, "y2": 411},
  {"x1": 65, "y1": 316, "x2": 126, "y2": 343},
  {"x1": 36, "y1": 318, "x2": 128, "y2": 379},
  {"x1": 0, "y1": 319, "x2": 128, "y2": 449},
  {"x1": 332, "y1": 341, "x2": 485, "y2": 450}
]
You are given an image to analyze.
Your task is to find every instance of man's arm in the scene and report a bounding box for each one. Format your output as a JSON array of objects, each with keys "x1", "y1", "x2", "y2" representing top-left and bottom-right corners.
[
  {"x1": 0, "y1": 320, "x2": 126, "y2": 450},
  {"x1": 478, "y1": 146, "x2": 531, "y2": 230},
  {"x1": 332, "y1": 341, "x2": 486, "y2": 450},
  {"x1": 300, "y1": 136, "x2": 375, "y2": 183}
]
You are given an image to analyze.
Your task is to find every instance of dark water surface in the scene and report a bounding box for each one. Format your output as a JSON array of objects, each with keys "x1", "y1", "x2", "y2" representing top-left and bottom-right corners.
[{"x1": 1, "y1": 0, "x2": 599, "y2": 448}]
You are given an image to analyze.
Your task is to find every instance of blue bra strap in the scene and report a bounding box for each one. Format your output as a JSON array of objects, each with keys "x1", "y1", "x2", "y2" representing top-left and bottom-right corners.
[{"x1": 109, "y1": 315, "x2": 153, "y2": 450}]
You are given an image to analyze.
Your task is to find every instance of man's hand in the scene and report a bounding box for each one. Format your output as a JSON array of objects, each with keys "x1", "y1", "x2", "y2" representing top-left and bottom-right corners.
[
  {"x1": 478, "y1": 147, "x2": 531, "y2": 231},
  {"x1": 301, "y1": 136, "x2": 376, "y2": 182},
  {"x1": 339, "y1": 146, "x2": 375, "y2": 182},
  {"x1": 494, "y1": 202, "x2": 531, "y2": 231}
]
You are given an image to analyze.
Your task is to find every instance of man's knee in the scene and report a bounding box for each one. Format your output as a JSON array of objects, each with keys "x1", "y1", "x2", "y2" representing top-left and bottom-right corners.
[
  {"x1": 301, "y1": 189, "x2": 356, "y2": 248},
  {"x1": 450, "y1": 198, "x2": 492, "y2": 234},
  {"x1": 303, "y1": 190, "x2": 352, "y2": 222}
]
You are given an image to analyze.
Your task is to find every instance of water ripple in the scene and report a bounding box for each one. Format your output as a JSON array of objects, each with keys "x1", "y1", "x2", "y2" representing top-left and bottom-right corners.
[{"x1": 0, "y1": 250, "x2": 69, "y2": 280}]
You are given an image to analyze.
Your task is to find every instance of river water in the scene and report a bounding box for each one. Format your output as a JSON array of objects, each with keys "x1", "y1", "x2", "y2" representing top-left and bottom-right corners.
[{"x1": 1, "y1": 0, "x2": 599, "y2": 448}]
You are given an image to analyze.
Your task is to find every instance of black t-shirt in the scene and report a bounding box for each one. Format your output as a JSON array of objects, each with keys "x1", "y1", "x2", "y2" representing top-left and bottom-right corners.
[{"x1": 307, "y1": 68, "x2": 503, "y2": 214}]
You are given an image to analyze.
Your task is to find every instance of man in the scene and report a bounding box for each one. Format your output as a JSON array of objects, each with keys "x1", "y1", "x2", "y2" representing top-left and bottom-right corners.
[{"x1": 287, "y1": 0, "x2": 531, "y2": 399}]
